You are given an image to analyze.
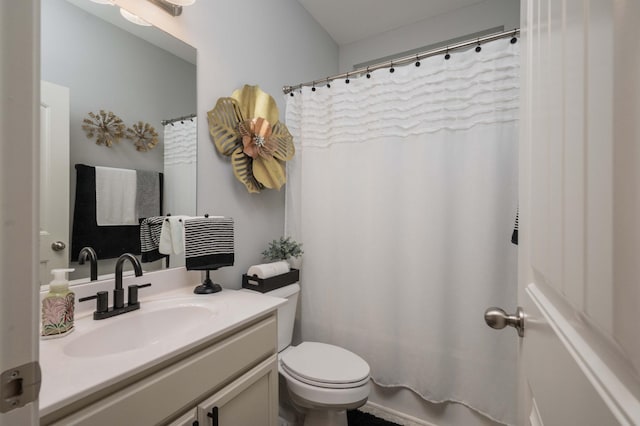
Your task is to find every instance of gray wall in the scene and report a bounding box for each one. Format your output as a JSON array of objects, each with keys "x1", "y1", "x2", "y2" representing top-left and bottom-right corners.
[{"x1": 339, "y1": 0, "x2": 520, "y2": 72}]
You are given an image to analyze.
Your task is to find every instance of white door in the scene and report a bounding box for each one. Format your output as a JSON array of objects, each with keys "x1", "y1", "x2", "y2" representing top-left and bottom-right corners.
[
  {"x1": 0, "y1": 1, "x2": 41, "y2": 425},
  {"x1": 512, "y1": 1, "x2": 640, "y2": 424},
  {"x1": 39, "y1": 81, "x2": 70, "y2": 286}
]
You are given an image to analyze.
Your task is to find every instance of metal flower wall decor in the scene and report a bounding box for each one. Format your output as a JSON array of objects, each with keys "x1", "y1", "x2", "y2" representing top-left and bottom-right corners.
[
  {"x1": 82, "y1": 110, "x2": 126, "y2": 147},
  {"x1": 207, "y1": 85, "x2": 294, "y2": 193},
  {"x1": 126, "y1": 121, "x2": 159, "y2": 152},
  {"x1": 82, "y1": 111, "x2": 159, "y2": 152}
]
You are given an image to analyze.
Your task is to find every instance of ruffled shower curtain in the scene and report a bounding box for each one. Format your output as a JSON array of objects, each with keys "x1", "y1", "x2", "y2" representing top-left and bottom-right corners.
[
  {"x1": 285, "y1": 39, "x2": 519, "y2": 425},
  {"x1": 163, "y1": 117, "x2": 197, "y2": 217}
]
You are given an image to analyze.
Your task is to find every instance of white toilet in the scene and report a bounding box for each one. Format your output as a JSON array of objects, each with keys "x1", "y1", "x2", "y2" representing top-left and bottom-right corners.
[{"x1": 248, "y1": 283, "x2": 370, "y2": 426}]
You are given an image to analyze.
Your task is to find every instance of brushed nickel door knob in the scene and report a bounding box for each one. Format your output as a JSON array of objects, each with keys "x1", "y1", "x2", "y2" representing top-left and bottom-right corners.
[
  {"x1": 51, "y1": 241, "x2": 66, "y2": 251},
  {"x1": 484, "y1": 306, "x2": 524, "y2": 337}
]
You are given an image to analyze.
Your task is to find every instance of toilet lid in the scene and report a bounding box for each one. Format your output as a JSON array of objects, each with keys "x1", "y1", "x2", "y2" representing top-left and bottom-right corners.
[{"x1": 280, "y1": 342, "x2": 370, "y2": 388}]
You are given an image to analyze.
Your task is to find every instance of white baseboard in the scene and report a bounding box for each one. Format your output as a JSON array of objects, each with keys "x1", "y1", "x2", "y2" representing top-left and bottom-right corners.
[{"x1": 360, "y1": 401, "x2": 438, "y2": 426}]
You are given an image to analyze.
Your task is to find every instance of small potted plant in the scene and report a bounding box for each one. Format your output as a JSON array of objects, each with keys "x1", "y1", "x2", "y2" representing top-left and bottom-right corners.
[{"x1": 262, "y1": 236, "x2": 304, "y2": 269}]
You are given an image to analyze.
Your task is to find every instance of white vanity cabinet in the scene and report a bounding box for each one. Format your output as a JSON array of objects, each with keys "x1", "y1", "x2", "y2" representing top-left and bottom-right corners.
[{"x1": 42, "y1": 313, "x2": 278, "y2": 426}]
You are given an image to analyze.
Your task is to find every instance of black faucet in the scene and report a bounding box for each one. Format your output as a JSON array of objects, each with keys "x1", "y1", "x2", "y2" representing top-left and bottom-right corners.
[
  {"x1": 78, "y1": 253, "x2": 151, "y2": 320},
  {"x1": 114, "y1": 253, "x2": 143, "y2": 309},
  {"x1": 77, "y1": 246, "x2": 98, "y2": 281}
]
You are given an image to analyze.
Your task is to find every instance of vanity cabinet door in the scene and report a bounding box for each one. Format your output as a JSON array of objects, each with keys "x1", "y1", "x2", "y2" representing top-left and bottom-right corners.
[
  {"x1": 168, "y1": 408, "x2": 198, "y2": 426},
  {"x1": 198, "y1": 355, "x2": 278, "y2": 426}
]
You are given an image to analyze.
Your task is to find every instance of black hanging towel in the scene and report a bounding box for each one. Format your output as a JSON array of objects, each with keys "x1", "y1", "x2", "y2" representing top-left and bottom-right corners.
[
  {"x1": 71, "y1": 164, "x2": 139, "y2": 259},
  {"x1": 71, "y1": 164, "x2": 163, "y2": 259}
]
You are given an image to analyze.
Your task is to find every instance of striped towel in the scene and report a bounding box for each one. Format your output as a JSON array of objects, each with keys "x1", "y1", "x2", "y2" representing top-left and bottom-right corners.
[
  {"x1": 184, "y1": 217, "x2": 235, "y2": 270},
  {"x1": 511, "y1": 208, "x2": 519, "y2": 245},
  {"x1": 140, "y1": 216, "x2": 167, "y2": 263}
]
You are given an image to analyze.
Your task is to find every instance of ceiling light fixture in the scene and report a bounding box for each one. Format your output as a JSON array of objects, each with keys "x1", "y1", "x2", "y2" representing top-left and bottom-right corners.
[
  {"x1": 120, "y1": 7, "x2": 152, "y2": 26},
  {"x1": 147, "y1": 0, "x2": 196, "y2": 17},
  {"x1": 92, "y1": 0, "x2": 194, "y2": 25},
  {"x1": 164, "y1": 0, "x2": 196, "y2": 6}
]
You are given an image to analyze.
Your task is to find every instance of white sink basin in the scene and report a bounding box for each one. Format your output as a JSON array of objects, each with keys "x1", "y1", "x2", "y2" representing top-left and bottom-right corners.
[{"x1": 63, "y1": 299, "x2": 222, "y2": 358}]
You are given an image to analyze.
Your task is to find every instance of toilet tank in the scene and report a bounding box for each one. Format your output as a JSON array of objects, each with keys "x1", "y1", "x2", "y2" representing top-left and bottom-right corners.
[{"x1": 263, "y1": 283, "x2": 300, "y2": 352}]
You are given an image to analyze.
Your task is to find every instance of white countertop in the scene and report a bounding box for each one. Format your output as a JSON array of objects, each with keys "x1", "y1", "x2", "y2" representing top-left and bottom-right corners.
[{"x1": 39, "y1": 280, "x2": 283, "y2": 417}]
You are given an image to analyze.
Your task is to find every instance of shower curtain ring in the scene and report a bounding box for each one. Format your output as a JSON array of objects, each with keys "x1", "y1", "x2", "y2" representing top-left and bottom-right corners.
[
  {"x1": 415, "y1": 54, "x2": 421, "y2": 67},
  {"x1": 326, "y1": 78, "x2": 331, "y2": 88},
  {"x1": 366, "y1": 67, "x2": 371, "y2": 79},
  {"x1": 389, "y1": 61, "x2": 395, "y2": 73},
  {"x1": 475, "y1": 38, "x2": 482, "y2": 52},
  {"x1": 311, "y1": 81, "x2": 316, "y2": 92},
  {"x1": 444, "y1": 48, "x2": 451, "y2": 60},
  {"x1": 345, "y1": 73, "x2": 350, "y2": 84}
]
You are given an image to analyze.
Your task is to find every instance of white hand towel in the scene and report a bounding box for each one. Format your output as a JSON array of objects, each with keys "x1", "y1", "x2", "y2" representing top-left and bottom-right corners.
[
  {"x1": 247, "y1": 261, "x2": 290, "y2": 279},
  {"x1": 159, "y1": 215, "x2": 190, "y2": 255},
  {"x1": 95, "y1": 166, "x2": 137, "y2": 226}
]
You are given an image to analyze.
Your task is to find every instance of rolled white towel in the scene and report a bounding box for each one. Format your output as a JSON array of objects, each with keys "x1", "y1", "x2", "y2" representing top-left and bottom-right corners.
[{"x1": 247, "y1": 261, "x2": 290, "y2": 279}]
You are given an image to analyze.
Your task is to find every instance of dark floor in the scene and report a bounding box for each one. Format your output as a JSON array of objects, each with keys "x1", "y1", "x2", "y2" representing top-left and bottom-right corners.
[{"x1": 347, "y1": 409, "x2": 401, "y2": 426}]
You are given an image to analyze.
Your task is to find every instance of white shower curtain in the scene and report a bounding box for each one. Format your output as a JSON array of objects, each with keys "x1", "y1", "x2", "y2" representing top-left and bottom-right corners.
[
  {"x1": 285, "y1": 39, "x2": 519, "y2": 425},
  {"x1": 163, "y1": 117, "x2": 197, "y2": 217}
]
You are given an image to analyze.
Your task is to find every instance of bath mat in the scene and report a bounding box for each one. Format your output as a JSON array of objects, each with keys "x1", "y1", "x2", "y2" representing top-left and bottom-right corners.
[{"x1": 347, "y1": 409, "x2": 400, "y2": 426}]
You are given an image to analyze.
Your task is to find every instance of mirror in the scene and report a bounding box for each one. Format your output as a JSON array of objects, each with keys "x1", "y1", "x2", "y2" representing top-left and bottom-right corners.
[{"x1": 40, "y1": 0, "x2": 197, "y2": 283}]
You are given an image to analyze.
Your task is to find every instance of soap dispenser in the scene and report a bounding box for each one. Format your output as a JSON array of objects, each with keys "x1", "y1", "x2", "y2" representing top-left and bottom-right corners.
[{"x1": 41, "y1": 268, "x2": 75, "y2": 339}]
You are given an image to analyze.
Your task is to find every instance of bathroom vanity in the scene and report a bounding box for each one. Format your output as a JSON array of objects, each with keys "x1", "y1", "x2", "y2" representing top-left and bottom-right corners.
[{"x1": 39, "y1": 270, "x2": 283, "y2": 426}]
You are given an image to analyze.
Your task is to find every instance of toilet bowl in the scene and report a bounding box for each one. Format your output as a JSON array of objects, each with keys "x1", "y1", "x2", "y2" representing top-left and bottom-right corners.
[{"x1": 243, "y1": 283, "x2": 370, "y2": 426}]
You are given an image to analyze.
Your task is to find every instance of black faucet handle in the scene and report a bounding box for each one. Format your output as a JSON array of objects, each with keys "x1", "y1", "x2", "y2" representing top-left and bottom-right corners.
[
  {"x1": 127, "y1": 283, "x2": 152, "y2": 306},
  {"x1": 78, "y1": 291, "x2": 108, "y2": 313}
]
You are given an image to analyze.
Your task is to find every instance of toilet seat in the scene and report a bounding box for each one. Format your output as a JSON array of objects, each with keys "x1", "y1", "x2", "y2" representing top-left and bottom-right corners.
[{"x1": 280, "y1": 342, "x2": 370, "y2": 389}]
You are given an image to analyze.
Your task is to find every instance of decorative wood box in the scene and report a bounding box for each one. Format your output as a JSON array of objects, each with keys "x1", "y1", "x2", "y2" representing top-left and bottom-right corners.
[{"x1": 241, "y1": 269, "x2": 300, "y2": 293}]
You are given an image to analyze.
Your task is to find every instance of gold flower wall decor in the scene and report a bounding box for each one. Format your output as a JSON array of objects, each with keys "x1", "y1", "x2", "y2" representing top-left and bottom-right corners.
[
  {"x1": 82, "y1": 110, "x2": 126, "y2": 147},
  {"x1": 126, "y1": 121, "x2": 159, "y2": 152},
  {"x1": 207, "y1": 85, "x2": 295, "y2": 193}
]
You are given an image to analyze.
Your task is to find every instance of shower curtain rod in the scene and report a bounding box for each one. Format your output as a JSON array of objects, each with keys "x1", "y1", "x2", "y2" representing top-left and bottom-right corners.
[
  {"x1": 161, "y1": 113, "x2": 196, "y2": 126},
  {"x1": 283, "y1": 28, "x2": 520, "y2": 95}
]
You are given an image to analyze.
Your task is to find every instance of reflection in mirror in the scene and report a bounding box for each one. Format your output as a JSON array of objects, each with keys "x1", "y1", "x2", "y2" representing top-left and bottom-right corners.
[{"x1": 40, "y1": 0, "x2": 197, "y2": 284}]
